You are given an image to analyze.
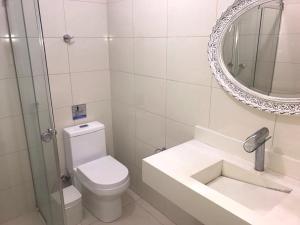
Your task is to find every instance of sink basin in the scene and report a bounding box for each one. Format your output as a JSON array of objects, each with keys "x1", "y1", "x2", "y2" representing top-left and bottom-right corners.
[{"x1": 192, "y1": 160, "x2": 292, "y2": 216}]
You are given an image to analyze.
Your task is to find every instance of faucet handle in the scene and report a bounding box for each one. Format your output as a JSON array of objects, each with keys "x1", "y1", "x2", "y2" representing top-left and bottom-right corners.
[
  {"x1": 243, "y1": 135, "x2": 271, "y2": 153},
  {"x1": 243, "y1": 127, "x2": 271, "y2": 153}
]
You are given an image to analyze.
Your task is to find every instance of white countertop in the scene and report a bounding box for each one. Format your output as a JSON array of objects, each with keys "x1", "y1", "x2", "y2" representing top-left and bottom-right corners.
[{"x1": 143, "y1": 139, "x2": 300, "y2": 225}]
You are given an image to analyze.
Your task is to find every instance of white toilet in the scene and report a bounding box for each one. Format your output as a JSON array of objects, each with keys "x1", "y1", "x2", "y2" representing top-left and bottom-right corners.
[{"x1": 63, "y1": 121, "x2": 130, "y2": 222}]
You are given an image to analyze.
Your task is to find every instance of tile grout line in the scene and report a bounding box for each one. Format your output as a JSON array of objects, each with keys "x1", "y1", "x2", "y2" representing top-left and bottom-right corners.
[
  {"x1": 62, "y1": 0, "x2": 75, "y2": 127},
  {"x1": 164, "y1": 0, "x2": 169, "y2": 150}
]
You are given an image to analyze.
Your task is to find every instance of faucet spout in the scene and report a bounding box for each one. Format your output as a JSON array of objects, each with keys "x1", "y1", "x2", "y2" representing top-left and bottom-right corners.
[
  {"x1": 255, "y1": 144, "x2": 265, "y2": 172},
  {"x1": 243, "y1": 127, "x2": 271, "y2": 172}
]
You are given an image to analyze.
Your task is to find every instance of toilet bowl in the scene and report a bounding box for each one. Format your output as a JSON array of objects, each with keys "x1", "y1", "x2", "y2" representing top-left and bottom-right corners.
[
  {"x1": 63, "y1": 121, "x2": 130, "y2": 222},
  {"x1": 77, "y1": 156, "x2": 129, "y2": 222}
]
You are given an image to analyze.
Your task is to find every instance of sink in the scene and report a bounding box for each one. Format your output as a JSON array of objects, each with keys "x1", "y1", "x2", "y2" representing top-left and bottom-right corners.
[
  {"x1": 143, "y1": 128, "x2": 300, "y2": 225},
  {"x1": 192, "y1": 160, "x2": 292, "y2": 216}
]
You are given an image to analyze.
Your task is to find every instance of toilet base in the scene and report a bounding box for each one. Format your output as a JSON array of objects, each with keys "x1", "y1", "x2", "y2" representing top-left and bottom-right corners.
[{"x1": 82, "y1": 186, "x2": 122, "y2": 222}]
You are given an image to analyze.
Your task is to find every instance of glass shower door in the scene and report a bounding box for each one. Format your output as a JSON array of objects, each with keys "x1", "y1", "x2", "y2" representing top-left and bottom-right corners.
[{"x1": 4, "y1": 0, "x2": 65, "y2": 224}]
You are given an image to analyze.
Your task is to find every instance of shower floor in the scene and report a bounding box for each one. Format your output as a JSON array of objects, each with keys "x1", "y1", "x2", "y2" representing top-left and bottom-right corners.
[{"x1": 1, "y1": 212, "x2": 45, "y2": 225}]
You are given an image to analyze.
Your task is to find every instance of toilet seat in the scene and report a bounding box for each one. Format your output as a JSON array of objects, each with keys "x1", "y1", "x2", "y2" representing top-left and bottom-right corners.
[{"x1": 76, "y1": 156, "x2": 129, "y2": 192}]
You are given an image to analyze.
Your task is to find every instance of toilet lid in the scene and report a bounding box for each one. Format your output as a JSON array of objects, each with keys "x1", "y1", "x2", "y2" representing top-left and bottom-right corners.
[{"x1": 77, "y1": 156, "x2": 129, "y2": 189}]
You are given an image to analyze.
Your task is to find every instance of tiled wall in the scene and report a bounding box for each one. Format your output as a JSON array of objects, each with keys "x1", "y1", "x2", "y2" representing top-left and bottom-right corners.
[
  {"x1": 108, "y1": 0, "x2": 300, "y2": 224},
  {"x1": 37, "y1": 0, "x2": 300, "y2": 224},
  {"x1": 0, "y1": 4, "x2": 35, "y2": 224},
  {"x1": 39, "y1": 0, "x2": 113, "y2": 175}
]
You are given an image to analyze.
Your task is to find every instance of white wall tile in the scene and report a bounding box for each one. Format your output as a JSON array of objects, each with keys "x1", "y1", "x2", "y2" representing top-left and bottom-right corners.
[
  {"x1": 164, "y1": 199, "x2": 203, "y2": 225},
  {"x1": 108, "y1": 0, "x2": 133, "y2": 37},
  {"x1": 0, "y1": 38, "x2": 15, "y2": 79},
  {"x1": 80, "y1": 101, "x2": 112, "y2": 126},
  {"x1": 166, "y1": 81, "x2": 211, "y2": 126},
  {"x1": 11, "y1": 183, "x2": 36, "y2": 217},
  {"x1": 109, "y1": 38, "x2": 133, "y2": 72},
  {"x1": 65, "y1": 0, "x2": 107, "y2": 37},
  {"x1": 168, "y1": 0, "x2": 217, "y2": 36},
  {"x1": 44, "y1": 38, "x2": 70, "y2": 75},
  {"x1": 5, "y1": 0, "x2": 26, "y2": 38},
  {"x1": 134, "y1": 38, "x2": 166, "y2": 78},
  {"x1": 53, "y1": 107, "x2": 74, "y2": 174},
  {"x1": 0, "y1": 116, "x2": 27, "y2": 156},
  {"x1": 22, "y1": 0, "x2": 39, "y2": 38},
  {"x1": 5, "y1": 151, "x2": 32, "y2": 188},
  {"x1": 112, "y1": 103, "x2": 136, "y2": 166},
  {"x1": 135, "y1": 75, "x2": 165, "y2": 116},
  {"x1": 209, "y1": 88, "x2": 276, "y2": 141},
  {"x1": 167, "y1": 37, "x2": 211, "y2": 85},
  {"x1": 136, "y1": 109, "x2": 165, "y2": 148},
  {"x1": 114, "y1": 131, "x2": 135, "y2": 169},
  {"x1": 111, "y1": 71, "x2": 134, "y2": 105},
  {"x1": 69, "y1": 38, "x2": 109, "y2": 72},
  {"x1": 0, "y1": 5, "x2": 8, "y2": 38},
  {"x1": 216, "y1": 0, "x2": 235, "y2": 18},
  {"x1": 0, "y1": 79, "x2": 21, "y2": 118},
  {"x1": 0, "y1": 156, "x2": 10, "y2": 190},
  {"x1": 0, "y1": 182, "x2": 35, "y2": 224},
  {"x1": 0, "y1": 187, "x2": 17, "y2": 223},
  {"x1": 280, "y1": 2, "x2": 300, "y2": 34},
  {"x1": 49, "y1": 74, "x2": 73, "y2": 108},
  {"x1": 27, "y1": 38, "x2": 45, "y2": 76},
  {"x1": 272, "y1": 62, "x2": 300, "y2": 94},
  {"x1": 166, "y1": 119, "x2": 194, "y2": 148},
  {"x1": 71, "y1": 70, "x2": 110, "y2": 104},
  {"x1": 276, "y1": 34, "x2": 300, "y2": 63},
  {"x1": 112, "y1": 103, "x2": 135, "y2": 141},
  {"x1": 75, "y1": 100, "x2": 114, "y2": 155},
  {"x1": 39, "y1": 0, "x2": 66, "y2": 37},
  {"x1": 273, "y1": 116, "x2": 300, "y2": 160},
  {"x1": 133, "y1": 0, "x2": 167, "y2": 37},
  {"x1": 10, "y1": 38, "x2": 31, "y2": 76},
  {"x1": 135, "y1": 140, "x2": 155, "y2": 169}
]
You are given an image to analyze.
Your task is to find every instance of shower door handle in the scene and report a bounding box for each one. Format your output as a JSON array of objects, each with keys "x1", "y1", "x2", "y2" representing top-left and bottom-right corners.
[{"x1": 41, "y1": 128, "x2": 57, "y2": 143}]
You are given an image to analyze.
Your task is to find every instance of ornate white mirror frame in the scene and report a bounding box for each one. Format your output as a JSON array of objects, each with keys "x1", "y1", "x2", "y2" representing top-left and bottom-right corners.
[{"x1": 208, "y1": 0, "x2": 300, "y2": 115}]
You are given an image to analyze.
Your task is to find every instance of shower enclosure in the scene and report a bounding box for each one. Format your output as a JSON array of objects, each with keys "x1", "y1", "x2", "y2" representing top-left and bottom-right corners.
[{"x1": 2, "y1": 0, "x2": 65, "y2": 224}]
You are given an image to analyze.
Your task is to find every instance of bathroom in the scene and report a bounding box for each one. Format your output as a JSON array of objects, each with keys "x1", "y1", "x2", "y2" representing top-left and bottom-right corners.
[{"x1": 0, "y1": 0, "x2": 299, "y2": 224}]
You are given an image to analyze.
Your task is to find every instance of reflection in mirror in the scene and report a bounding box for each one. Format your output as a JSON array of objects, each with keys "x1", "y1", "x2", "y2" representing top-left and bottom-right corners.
[{"x1": 222, "y1": 0, "x2": 300, "y2": 98}]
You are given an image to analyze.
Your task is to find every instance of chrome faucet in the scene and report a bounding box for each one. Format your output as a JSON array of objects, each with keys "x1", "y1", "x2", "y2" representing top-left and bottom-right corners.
[{"x1": 243, "y1": 127, "x2": 271, "y2": 172}]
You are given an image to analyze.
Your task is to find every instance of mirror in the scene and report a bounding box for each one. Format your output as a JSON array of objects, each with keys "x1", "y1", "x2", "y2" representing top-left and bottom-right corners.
[{"x1": 208, "y1": 0, "x2": 300, "y2": 115}]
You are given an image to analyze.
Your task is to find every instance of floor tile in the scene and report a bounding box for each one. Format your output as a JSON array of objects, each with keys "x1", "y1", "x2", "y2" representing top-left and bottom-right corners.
[
  {"x1": 1, "y1": 190, "x2": 175, "y2": 225},
  {"x1": 91, "y1": 202, "x2": 162, "y2": 225},
  {"x1": 80, "y1": 208, "x2": 98, "y2": 225},
  {"x1": 137, "y1": 199, "x2": 176, "y2": 225},
  {"x1": 1, "y1": 212, "x2": 45, "y2": 225}
]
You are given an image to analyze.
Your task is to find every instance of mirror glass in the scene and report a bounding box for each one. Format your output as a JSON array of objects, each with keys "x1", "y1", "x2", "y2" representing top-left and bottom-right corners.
[{"x1": 222, "y1": 0, "x2": 300, "y2": 98}]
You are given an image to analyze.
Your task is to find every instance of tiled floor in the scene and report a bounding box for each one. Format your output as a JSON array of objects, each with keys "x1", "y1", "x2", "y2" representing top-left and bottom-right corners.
[
  {"x1": 0, "y1": 212, "x2": 45, "y2": 225},
  {"x1": 82, "y1": 190, "x2": 176, "y2": 225},
  {"x1": 1, "y1": 190, "x2": 176, "y2": 225}
]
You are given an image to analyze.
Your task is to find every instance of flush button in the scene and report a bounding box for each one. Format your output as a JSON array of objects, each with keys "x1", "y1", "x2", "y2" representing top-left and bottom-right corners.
[{"x1": 72, "y1": 104, "x2": 86, "y2": 120}]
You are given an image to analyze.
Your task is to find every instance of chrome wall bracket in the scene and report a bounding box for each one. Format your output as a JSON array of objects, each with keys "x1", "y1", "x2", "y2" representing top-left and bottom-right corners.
[
  {"x1": 63, "y1": 34, "x2": 74, "y2": 44},
  {"x1": 41, "y1": 128, "x2": 57, "y2": 143}
]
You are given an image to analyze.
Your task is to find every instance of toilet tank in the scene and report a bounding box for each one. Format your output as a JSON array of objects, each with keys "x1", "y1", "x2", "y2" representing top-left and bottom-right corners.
[{"x1": 63, "y1": 121, "x2": 107, "y2": 174}]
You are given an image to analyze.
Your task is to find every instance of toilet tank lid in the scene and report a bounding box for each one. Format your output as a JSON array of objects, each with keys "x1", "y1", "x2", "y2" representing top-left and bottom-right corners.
[{"x1": 64, "y1": 121, "x2": 105, "y2": 138}]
